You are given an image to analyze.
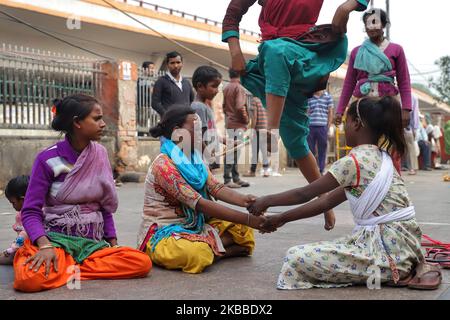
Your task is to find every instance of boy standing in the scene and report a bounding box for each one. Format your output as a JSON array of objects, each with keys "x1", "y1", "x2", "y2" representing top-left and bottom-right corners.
[
  {"x1": 223, "y1": 69, "x2": 250, "y2": 188},
  {"x1": 191, "y1": 66, "x2": 225, "y2": 172}
]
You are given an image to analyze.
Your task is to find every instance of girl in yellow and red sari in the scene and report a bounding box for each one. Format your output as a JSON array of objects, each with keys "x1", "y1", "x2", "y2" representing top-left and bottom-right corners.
[{"x1": 137, "y1": 106, "x2": 271, "y2": 274}]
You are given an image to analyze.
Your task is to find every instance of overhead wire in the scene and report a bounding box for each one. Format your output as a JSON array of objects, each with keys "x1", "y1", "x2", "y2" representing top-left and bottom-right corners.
[
  {"x1": 101, "y1": 0, "x2": 229, "y2": 71},
  {"x1": 0, "y1": 8, "x2": 113, "y2": 60}
]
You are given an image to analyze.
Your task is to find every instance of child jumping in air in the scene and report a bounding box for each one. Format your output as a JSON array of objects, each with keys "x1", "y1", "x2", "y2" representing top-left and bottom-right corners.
[
  {"x1": 222, "y1": 0, "x2": 371, "y2": 231},
  {"x1": 248, "y1": 96, "x2": 441, "y2": 290},
  {"x1": 0, "y1": 175, "x2": 29, "y2": 265}
]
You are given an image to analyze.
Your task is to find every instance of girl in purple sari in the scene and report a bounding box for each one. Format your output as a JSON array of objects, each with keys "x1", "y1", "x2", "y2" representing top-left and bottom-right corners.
[{"x1": 14, "y1": 94, "x2": 151, "y2": 292}]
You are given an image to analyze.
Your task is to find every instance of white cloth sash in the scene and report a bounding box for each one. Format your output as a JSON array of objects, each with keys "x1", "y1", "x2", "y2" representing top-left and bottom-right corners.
[{"x1": 345, "y1": 151, "x2": 415, "y2": 234}]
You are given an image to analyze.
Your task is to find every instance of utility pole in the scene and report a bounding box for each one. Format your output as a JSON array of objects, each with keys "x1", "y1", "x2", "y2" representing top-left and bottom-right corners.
[{"x1": 385, "y1": 0, "x2": 390, "y2": 40}]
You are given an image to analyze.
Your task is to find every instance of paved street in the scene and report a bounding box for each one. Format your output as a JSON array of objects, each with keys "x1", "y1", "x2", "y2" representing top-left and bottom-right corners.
[{"x1": 1, "y1": 168, "x2": 449, "y2": 300}]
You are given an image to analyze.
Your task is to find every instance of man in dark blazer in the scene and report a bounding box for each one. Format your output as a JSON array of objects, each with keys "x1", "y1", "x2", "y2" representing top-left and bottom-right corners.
[{"x1": 151, "y1": 51, "x2": 195, "y2": 115}]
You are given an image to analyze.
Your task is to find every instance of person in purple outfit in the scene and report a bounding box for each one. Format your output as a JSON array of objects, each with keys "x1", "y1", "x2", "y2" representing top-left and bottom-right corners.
[
  {"x1": 335, "y1": 8, "x2": 412, "y2": 127},
  {"x1": 13, "y1": 94, "x2": 151, "y2": 292}
]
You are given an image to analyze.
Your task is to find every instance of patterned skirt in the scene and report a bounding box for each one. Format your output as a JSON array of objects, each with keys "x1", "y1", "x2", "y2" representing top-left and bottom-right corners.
[{"x1": 277, "y1": 219, "x2": 423, "y2": 289}]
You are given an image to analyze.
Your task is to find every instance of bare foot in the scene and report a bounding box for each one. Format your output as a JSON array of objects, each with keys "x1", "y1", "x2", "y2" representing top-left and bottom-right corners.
[
  {"x1": 214, "y1": 245, "x2": 250, "y2": 262},
  {"x1": 324, "y1": 210, "x2": 335, "y2": 231},
  {"x1": 223, "y1": 245, "x2": 250, "y2": 259}
]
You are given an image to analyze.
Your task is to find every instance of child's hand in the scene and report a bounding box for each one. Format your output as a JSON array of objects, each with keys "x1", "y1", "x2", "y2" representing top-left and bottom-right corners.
[
  {"x1": 332, "y1": 0, "x2": 358, "y2": 34},
  {"x1": 401, "y1": 110, "x2": 411, "y2": 128},
  {"x1": 247, "y1": 196, "x2": 270, "y2": 216},
  {"x1": 259, "y1": 214, "x2": 285, "y2": 233},
  {"x1": 107, "y1": 238, "x2": 118, "y2": 247},
  {"x1": 334, "y1": 113, "x2": 343, "y2": 125},
  {"x1": 324, "y1": 210, "x2": 336, "y2": 231},
  {"x1": 241, "y1": 194, "x2": 257, "y2": 208},
  {"x1": 251, "y1": 215, "x2": 278, "y2": 234}
]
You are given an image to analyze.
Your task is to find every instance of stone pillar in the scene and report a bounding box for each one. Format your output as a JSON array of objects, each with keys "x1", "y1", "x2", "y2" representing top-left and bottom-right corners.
[
  {"x1": 116, "y1": 60, "x2": 138, "y2": 174},
  {"x1": 98, "y1": 60, "x2": 139, "y2": 176}
]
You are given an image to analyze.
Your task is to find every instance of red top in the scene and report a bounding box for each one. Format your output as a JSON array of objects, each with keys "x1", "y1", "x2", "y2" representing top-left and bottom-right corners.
[
  {"x1": 222, "y1": 0, "x2": 323, "y2": 41},
  {"x1": 258, "y1": 0, "x2": 324, "y2": 41}
]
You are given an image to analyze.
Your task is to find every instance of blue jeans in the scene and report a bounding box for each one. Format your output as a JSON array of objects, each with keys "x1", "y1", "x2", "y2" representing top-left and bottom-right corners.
[{"x1": 307, "y1": 126, "x2": 328, "y2": 173}]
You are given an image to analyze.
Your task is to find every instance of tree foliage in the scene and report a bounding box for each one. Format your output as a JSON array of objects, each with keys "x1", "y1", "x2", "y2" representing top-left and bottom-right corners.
[{"x1": 430, "y1": 56, "x2": 450, "y2": 105}]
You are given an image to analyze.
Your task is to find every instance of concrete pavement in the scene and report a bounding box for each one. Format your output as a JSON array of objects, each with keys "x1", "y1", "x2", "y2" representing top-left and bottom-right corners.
[{"x1": 1, "y1": 168, "x2": 449, "y2": 300}]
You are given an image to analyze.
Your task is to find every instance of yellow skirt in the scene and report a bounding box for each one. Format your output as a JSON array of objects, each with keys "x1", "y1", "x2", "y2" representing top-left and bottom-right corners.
[{"x1": 146, "y1": 218, "x2": 255, "y2": 274}]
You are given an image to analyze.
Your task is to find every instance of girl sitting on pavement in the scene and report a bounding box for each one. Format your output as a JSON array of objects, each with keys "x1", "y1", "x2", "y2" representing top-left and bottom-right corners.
[
  {"x1": 14, "y1": 94, "x2": 151, "y2": 292},
  {"x1": 0, "y1": 175, "x2": 29, "y2": 265},
  {"x1": 137, "y1": 106, "x2": 270, "y2": 274},
  {"x1": 248, "y1": 96, "x2": 441, "y2": 290}
]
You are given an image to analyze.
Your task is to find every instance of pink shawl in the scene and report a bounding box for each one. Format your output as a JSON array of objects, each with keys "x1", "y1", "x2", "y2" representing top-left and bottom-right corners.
[{"x1": 43, "y1": 142, "x2": 118, "y2": 241}]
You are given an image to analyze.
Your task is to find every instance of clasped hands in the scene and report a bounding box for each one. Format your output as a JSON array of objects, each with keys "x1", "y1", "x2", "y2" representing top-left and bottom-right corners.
[{"x1": 242, "y1": 195, "x2": 284, "y2": 234}]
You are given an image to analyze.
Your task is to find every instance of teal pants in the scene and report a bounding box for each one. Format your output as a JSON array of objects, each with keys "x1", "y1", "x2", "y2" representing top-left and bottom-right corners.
[{"x1": 242, "y1": 36, "x2": 348, "y2": 159}]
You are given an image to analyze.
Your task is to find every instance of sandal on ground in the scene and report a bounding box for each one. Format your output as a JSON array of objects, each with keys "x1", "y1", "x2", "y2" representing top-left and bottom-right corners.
[
  {"x1": 425, "y1": 251, "x2": 450, "y2": 269},
  {"x1": 407, "y1": 263, "x2": 442, "y2": 290},
  {"x1": 224, "y1": 181, "x2": 241, "y2": 188},
  {"x1": 242, "y1": 171, "x2": 256, "y2": 177},
  {"x1": 235, "y1": 180, "x2": 250, "y2": 187},
  {"x1": 385, "y1": 272, "x2": 414, "y2": 287}
]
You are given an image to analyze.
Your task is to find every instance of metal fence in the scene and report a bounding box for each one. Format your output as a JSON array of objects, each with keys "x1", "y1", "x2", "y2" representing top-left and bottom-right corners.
[
  {"x1": 0, "y1": 44, "x2": 105, "y2": 129},
  {"x1": 136, "y1": 71, "x2": 255, "y2": 135},
  {"x1": 136, "y1": 68, "x2": 165, "y2": 134}
]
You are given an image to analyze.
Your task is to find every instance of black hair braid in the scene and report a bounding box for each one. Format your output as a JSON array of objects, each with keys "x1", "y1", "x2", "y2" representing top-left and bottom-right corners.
[
  {"x1": 378, "y1": 96, "x2": 406, "y2": 156},
  {"x1": 348, "y1": 96, "x2": 406, "y2": 157}
]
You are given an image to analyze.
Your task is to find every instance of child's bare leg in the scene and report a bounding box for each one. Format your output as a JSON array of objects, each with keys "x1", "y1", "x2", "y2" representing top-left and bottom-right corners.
[
  {"x1": 217, "y1": 232, "x2": 250, "y2": 260},
  {"x1": 0, "y1": 252, "x2": 14, "y2": 265},
  {"x1": 221, "y1": 232, "x2": 234, "y2": 247},
  {"x1": 266, "y1": 93, "x2": 286, "y2": 130},
  {"x1": 295, "y1": 153, "x2": 336, "y2": 230}
]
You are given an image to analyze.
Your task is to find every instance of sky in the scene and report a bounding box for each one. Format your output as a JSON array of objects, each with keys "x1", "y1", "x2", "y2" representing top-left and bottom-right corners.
[{"x1": 144, "y1": 0, "x2": 450, "y2": 87}]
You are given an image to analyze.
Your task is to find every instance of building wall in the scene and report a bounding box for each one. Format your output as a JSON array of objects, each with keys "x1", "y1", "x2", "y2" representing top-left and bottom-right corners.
[
  {"x1": 0, "y1": 0, "x2": 258, "y2": 75},
  {"x1": 136, "y1": 137, "x2": 160, "y2": 173},
  {"x1": 0, "y1": 129, "x2": 116, "y2": 188}
]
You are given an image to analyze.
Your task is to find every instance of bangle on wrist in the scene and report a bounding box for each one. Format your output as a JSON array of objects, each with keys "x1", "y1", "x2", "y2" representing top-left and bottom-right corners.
[{"x1": 38, "y1": 244, "x2": 54, "y2": 250}]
